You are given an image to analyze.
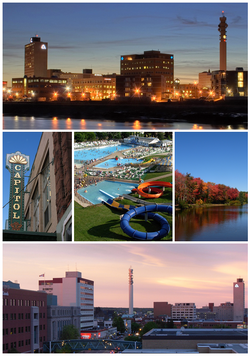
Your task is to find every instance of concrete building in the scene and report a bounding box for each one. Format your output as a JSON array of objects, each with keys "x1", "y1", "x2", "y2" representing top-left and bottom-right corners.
[
  {"x1": 39, "y1": 271, "x2": 94, "y2": 331},
  {"x1": 214, "y1": 302, "x2": 234, "y2": 321},
  {"x1": 47, "y1": 305, "x2": 81, "y2": 341},
  {"x1": 172, "y1": 303, "x2": 196, "y2": 320},
  {"x1": 24, "y1": 132, "x2": 72, "y2": 241},
  {"x1": 25, "y1": 36, "x2": 48, "y2": 78},
  {"x1": 70, "y1": 71, "x2": 116, "y2": 100},
  {"x1": 233, "y1": 278, "x2": 245, "y2": 321},
  {"x1": 154, "y1": 302, "x2": 172, "y2": 319},
  {"x1": 198, "y1": 71, "x2": 212, "y2": 90},
  {"x1": 11, "y1": 77, "x2": 67, "y2": 101},
  {"x1": 3, "y1": 282, "x2": 47, "y2": 353},
  {"x1": 119, "y1": 50, "x2": 174, "y2": 100}
]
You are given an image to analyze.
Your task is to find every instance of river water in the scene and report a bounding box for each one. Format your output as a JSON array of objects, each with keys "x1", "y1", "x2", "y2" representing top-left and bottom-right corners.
[
  {"x1": 175, "y1": 205, "x2": 248, "y2": 241},
  {"x1": 3, "y1": 115, "x2": 246, "y2": 130}
]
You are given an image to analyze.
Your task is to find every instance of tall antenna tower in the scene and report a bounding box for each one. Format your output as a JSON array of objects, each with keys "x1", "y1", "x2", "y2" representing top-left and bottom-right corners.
[
  {"x1": 128, "y1": 267, "x2": 133, "y2": 315},
  {"x1": 218, "y1": 11, "x2": 228, "y2": 71}
]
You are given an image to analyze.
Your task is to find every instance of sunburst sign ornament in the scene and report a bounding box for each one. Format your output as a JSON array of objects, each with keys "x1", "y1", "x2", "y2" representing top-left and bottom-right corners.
[
  {"x1": 6, "y1": 151, "x2": 30, "y2": 232},
  {"x1": 8, "y1": 154, "x2": 28, "y2": 165}
]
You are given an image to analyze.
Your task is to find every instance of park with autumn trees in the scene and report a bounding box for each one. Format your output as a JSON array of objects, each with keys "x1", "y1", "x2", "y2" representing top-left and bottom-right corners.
[{"x1": 175, "y1": 170, "x2": 248, "y2": 208}]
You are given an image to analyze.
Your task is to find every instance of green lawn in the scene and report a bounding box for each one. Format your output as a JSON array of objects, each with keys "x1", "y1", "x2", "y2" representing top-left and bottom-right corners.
[
  {"x1": 74, "y1": 173, "x2": 173, "y2": 241},
  {"x1": 142, "y1": 172, "x2": 172, "y2": 182}
]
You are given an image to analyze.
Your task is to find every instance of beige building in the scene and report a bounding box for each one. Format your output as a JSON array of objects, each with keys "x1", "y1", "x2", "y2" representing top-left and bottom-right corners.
[
  {"x1": 24, "y1": 132, "x2": 72, "y2": 240},
  {"x1": 24, "y1": 133, "x2": 57, "y2": 233}
]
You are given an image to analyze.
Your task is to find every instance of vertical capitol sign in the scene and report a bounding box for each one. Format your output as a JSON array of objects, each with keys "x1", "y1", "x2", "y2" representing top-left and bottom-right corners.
[{"x1": 6, "y1": 151, "x2": 30, "y2": 231}]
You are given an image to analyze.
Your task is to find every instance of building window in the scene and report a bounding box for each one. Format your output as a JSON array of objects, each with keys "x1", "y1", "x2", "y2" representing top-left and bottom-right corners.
[
  {"x1": 42, "y1": 154, "x2": 51, "y2": 230},
  {"x1": 33, "y1": 185, "x2": 40, "y2": 232}
]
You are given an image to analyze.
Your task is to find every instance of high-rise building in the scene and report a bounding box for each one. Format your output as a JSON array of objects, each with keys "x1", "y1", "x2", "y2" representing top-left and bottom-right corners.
[
  {"x1": 119, "y1": 50, "x2": 174, "y2": 100},
  {"x1": 218, "y1": 11, "x2": 228, "y2": 71},
  {"x1": 25, "y1": 35, "x2": 48, "y2": 77},
  {"x1": 39, "y1": 271, "x2": 94, "y2": 330},
  {"x1": 128, "y1": 267, "x2": 133, "y2": 315},
  {"x1": 233, "y1": 278, "x2": 245, "y2": 321}
]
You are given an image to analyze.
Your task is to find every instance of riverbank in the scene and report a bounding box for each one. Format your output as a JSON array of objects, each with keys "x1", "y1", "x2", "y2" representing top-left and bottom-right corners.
[
  {"x1": 176, "y1": 202, "x2": 247, "y2": 211},
  {"x1": 3, "y1": 99, "x2": 248, "y2": 126}
]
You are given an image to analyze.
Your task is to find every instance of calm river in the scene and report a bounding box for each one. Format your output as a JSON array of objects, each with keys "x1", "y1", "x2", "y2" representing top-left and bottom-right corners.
[
  {"x1": 175, "y1": 205, "x2": 248, "y2": 241},
  {"x1": 3, "y1": 115, "x2": 245, "y2": 131}
]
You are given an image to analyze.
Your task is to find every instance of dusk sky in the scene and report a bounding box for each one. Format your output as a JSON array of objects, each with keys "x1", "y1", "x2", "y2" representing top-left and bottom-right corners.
[
  {"x1": 2, "y1": 243, "x2": 248, "y2": 308},
  {"x1": 175, "y1": 132, "x2": 248, "y2": 191},
  {"x1": 2, "y1": 132, "x2": 42, "y2": 225},
  {"x1": 3, "y1": 2, "x2": 248, "y2": 85}
]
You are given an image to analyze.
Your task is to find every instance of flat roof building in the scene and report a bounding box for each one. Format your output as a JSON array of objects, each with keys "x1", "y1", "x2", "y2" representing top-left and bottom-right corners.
[
  {"x1": 39, "y1": 271, "x2": 94, "y2": 331},
  {"x1": 25, "y1": 36, "x2": 48, "y2": 78},
  {"x1": 142, "y1": 328, "x2": 248, "y2": 351},
  {"x1": 119, "y1": 50, "x2": 174, "y2": 100},
  {"x1": 3, "y1": 283, "x2": 47, "y2": 353}
]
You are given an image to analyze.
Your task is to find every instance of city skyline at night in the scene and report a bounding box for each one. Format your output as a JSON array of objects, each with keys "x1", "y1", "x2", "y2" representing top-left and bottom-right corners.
[
  {"x1": 3, "y1": 3, "x2": 248, "y2": 86},
  {"x1": 2, "y1": 243, "x2": 247, "y2": 309}
]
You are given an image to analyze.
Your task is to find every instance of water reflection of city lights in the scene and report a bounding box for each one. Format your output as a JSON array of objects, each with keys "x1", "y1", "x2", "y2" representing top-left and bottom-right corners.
[
  {"x1": 98, "y1": 123, "x2": 102, "y2": 126},
  {"x1": 192, "y1": 124, "x2": 203, "y2": 130},
  {"x1": 52, "y1": 117, "x2": 58, "y2": 130},
  {"x1": 66, "y1": 118, "x2": 72, "y2": 130},
  {"x1": 133, "y1": 120, "x2": 141, "y2": 130}
]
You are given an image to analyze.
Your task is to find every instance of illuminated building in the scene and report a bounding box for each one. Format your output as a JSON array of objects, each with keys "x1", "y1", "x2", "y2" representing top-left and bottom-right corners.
[
  {"x1": 25, "y1": 36, "x2": 48, "y2": 78},
  {"x1": 23, "y1": 132, "x2": 72, "y2": 241},
  {"x1": 211, "y1": 68, "x2": 248, "y2": 98},
  {"x1": 119, "y1": 50, "x2": 174, "y2": 100},
  {"x1": 3, "y1": 282, "x2": 47, "y2": 353},
  {"x1": 39, "y1": 271, "x2": 94, "y2": 331},
  {"x1": 71, "y1": 71, "x2": 116, "y2": 100},
  {"x1": 233, "y1": 278, "x2": 245, "y2": 321},
  {"x1": 198, "y1": 71, "x2": 212, "y2": 94},
  {"x1": 174, "y1": 82, "x2": 199, "y2": 99},
  {"x1": 11, "y1": 77, "x2": 67, "y2": 101}
]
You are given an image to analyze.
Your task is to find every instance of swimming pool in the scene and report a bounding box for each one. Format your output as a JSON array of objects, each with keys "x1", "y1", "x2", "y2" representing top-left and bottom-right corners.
[
  {"x1": 74, "y1": 144, "x2": 133, "y2": 162},
  {"x1": 94, "y1": 158, "x2": 143, "y2": 169},
  {"x1": 78, "y1": 180, "x2": 138, "y2": 205}
]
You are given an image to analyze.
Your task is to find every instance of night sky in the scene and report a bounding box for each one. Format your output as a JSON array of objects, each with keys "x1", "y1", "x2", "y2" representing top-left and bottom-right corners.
[{"x1": 3, "y1": 2, "x2": 248, "y2": 85}]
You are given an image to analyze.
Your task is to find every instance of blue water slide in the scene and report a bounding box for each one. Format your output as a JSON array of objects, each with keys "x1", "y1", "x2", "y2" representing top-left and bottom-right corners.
[{"x1": 120, "y1": 204, "x2": 172, "y2": 241}]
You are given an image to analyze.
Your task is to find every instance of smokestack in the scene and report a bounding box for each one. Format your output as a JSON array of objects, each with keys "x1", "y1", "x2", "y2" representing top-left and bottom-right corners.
[
  {"x1": 128, "y1": 267, "x2": 133, "y2": 315},
  {"x1": 218, "y1": 11, "x2": 228, "y2": 71}
]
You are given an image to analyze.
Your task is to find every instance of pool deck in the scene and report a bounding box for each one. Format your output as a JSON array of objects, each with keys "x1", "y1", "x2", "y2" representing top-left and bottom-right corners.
[{"x1": 74, "y1": 142, "x2": 172, "y2": 207}]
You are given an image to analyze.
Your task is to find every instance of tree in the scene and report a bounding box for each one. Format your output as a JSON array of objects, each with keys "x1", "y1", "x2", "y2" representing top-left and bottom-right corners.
[
  {"x1": 131, "y1": 321, "x2": 141, "y2": 333},
  {"x1": 112, "y1": 316, "x2": 126, "y2": 333},
  {"x1": 74, "y1": 132, "x2": 86, "y2": 142},
  {"x1": 60, "y1": 324, "x2": 80, "y2": 340},
  {"x1": 239, "y1": 191, "x2": 245, "y2": 205},
  {"x1": 140, "y1": 321, "x2": 158, "y2": 336}
]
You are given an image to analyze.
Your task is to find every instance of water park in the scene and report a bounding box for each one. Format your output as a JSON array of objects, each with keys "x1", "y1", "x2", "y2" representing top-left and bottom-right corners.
[{"x1": 74, "y1": 134, "x2": 173, "y2": 241}]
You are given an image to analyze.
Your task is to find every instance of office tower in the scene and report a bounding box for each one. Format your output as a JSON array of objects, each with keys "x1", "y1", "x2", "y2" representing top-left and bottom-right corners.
[
  {"x1": 25, "y1": 35, "x2": 48, "y2": 77},
  {"x1": 218, "y1": 11, "x2": 228, "y2": 71},
  {"x1": 128, "y1": 267, "x2": 133, "y2": 315},
  {"x1": 39, "y1": 271, "x2": 94, "y2": 330},
  {"x1": 233, "y1": 278, "x2": 245, "y2": 321}
]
